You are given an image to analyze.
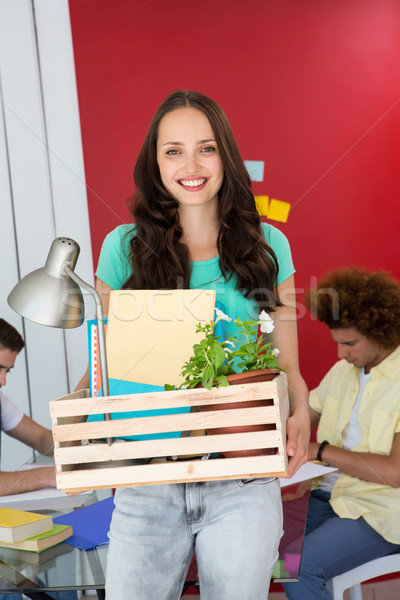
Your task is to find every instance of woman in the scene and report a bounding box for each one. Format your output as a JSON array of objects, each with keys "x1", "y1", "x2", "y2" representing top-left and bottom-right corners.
[{"x1": 85, "y1": 90, "x2": 309, "y2": 599}]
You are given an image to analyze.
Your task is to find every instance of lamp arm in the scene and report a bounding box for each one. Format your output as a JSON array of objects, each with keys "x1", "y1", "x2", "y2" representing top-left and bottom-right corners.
[
  {"x1": 63, "y1": 265, "x2": 113, "y2": 444},
  {"x1": 64, "y1": 265, "x2": 109, "y2": 398}
]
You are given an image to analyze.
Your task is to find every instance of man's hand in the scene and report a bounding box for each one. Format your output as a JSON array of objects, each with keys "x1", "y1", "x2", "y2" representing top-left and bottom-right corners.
[{"x1": 308, "y1": 441, "x2": 321, "y2": 462}]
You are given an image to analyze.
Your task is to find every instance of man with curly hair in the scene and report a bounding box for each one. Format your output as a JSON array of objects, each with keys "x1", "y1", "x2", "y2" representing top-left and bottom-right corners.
[{"x1": 283, "y1": 267, "x2": 400, "y2": 600}]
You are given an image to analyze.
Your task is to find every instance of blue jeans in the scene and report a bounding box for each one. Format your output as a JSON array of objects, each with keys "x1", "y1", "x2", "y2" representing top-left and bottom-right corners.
[
  {"x1": 283, "y1": 489, "x2": 400, "y2": 600},
  {"x1": 106, "y1": 478, "x2": 283, "y2": 600}
]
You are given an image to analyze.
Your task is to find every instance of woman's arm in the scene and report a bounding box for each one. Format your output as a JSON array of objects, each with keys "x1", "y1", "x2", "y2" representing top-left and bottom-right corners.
[
  {"x1": 96, "y1": 277, "x2": 114, "y2": 316},
  {"x1": 309, "y1": 432, "x2": 400, "y2": 488},
  {"x1": 271, "y1": 275, "x2": 310, "y2": 477},
  {"x1": 310, "y1": 407, "x2": 321, "y2": 430}
]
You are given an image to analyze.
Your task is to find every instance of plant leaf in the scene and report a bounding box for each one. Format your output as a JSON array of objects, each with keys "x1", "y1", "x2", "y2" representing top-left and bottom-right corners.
[
  {"x1": 201, "y1": 364, "x2": 215, "y2": 390},
  {"x1": 213, "y1": 343, "x2": 226, "y2": 369},
  {"x1": 215, "y1": 375, "x2": 229, "y2": 387}
]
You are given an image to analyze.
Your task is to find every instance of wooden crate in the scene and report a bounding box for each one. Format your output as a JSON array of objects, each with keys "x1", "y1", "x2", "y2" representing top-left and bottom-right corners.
[{"x1": 50, "y1": 374, "x2": 289, "y2": 492}]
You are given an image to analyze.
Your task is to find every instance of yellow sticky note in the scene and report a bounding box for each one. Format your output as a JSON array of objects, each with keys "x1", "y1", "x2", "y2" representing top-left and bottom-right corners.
[
  {"x1": 255, "y1": 195, "x2": 269, "y2": 216},
  {"x1": 267, "y1": 198, "x2": 291, "y2": 223}
]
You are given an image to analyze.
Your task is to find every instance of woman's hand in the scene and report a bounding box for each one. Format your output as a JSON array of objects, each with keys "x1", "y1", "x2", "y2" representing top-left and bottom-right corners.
[
  {"x1": 286, "y1": 403, "x2": 310, "y2": 477},
  {"x1": 272, "y1": 275, "x2": 311, "y2": 478}
]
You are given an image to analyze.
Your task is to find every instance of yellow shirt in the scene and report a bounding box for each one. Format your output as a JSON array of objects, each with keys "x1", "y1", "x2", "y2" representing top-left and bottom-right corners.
[{"x1": 310, "y1": 346, "x2": 400, "y2": 544}]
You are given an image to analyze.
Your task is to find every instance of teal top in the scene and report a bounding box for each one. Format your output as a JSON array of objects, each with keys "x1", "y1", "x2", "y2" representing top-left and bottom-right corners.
[
  {"x1": 96, "y1": 222, "x2": 295, "y2": 339},
  {"x1": 93, "y1": 222, "x2": 295, "y2": 439}
]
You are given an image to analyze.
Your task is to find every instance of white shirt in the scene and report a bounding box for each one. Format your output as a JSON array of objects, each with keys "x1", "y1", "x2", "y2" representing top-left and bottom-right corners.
[
  {"x1": 317, "y1": 368, "x2": 370, "y2": 492},
  {"x1": 0, "y1": 390, "x2": 24, "y2": 432},
  {"x1": 342, "y1": 368, "x2": 370, "y2": 448}
]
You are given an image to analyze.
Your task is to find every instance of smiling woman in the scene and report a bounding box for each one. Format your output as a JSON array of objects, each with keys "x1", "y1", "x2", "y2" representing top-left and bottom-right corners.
[
  {"x1": 80, "y1": 89, "x2": 310, "y2": 600},
  {"x1": 122, "y1": 90, "x2": 285, "y2": 300},
  {"x1": 156, "y1": 107, "x2": 224, "y2": 213}
]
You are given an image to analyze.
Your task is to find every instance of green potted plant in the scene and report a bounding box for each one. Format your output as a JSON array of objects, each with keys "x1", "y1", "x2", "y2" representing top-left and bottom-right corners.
[
  {"x1": 167, "y1": 308, "x2": 284, "y2": 458},
  {"x1": 178, "y1": 308, "x2": 281, "y2": 390}
]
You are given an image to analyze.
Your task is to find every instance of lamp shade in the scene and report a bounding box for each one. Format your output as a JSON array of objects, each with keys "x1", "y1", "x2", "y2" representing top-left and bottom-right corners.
[{"x1": 7, "y1": 238, "x2": 84, "y2": 328}]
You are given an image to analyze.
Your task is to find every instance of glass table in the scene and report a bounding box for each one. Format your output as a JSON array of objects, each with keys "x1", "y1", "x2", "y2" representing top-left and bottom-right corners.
[{"x1": 0, "y1": 479, "x2": 310, "y2": 598}]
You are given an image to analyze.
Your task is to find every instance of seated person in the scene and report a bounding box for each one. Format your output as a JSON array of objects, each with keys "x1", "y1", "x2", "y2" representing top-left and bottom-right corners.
[
  {"x1": 283, "y1": 267, "x2": 400, "y2": 600},
  {"x1": 0, "y1": 319, "x2": 77, "y2": 600},
  {"x1": 0, "y1": 319, "x2": 55, "y2": 496}
]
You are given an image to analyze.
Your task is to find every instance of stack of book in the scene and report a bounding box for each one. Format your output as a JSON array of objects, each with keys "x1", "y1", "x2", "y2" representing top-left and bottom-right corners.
[
  {"x1": 0, "y1": 543, "x2": 74, "y2": 586},
  {"x1": 0, "y1": 507, "x2": 73, "y2": 552}
]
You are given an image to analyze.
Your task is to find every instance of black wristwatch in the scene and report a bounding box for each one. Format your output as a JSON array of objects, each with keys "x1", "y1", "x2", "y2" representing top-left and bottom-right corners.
[{"x1": 317, "y1": 440, "x2": 329, "y2": 462}]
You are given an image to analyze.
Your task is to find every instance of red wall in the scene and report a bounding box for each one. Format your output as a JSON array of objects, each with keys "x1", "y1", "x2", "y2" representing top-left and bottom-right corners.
[{"x1": 69, "y1": 0, "x2": 400, "y2": 390}]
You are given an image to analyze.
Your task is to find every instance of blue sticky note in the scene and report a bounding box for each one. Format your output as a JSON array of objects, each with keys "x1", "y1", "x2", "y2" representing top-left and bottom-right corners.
[{"x1": 244, "y1": 160, "x2": 265, "y2": 182}]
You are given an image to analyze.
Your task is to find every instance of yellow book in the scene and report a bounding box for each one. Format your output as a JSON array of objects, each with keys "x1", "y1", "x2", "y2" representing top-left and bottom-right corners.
[
  {"x1": 0, "y1": 523, "x2": 72, "y2": 552},
  {"x1": 0, "y1": 508, "x2": 53, "y2": 543}
]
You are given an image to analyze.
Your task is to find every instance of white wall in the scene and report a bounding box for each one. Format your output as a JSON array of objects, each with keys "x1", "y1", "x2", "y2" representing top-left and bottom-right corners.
[{"x1": 0, "y1": 0, "x2": 93, "y2": 470}]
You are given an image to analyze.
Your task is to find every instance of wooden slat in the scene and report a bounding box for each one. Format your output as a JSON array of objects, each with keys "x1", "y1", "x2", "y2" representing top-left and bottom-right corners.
[
  {"x1": 56, "y1": 454, "x2": 287, "y2": 491},
  {"x1": 54, "y1": 430, "x2": 284, "y2": 465},
  {"x1": 51, "y1": 373, "x2": 289, "y2": 489},
  {"x1": 276, "y1": 376, "x2": 289, "y2": 441},
  {"x1": 49, "y1": 380, "x2": 279, "y2": 418},
  {"x1": 52, "y1": 405, "x2": 281, "y2": 443}
]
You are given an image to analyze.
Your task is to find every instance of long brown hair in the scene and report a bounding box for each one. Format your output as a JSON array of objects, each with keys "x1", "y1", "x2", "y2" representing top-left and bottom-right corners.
[{"x1": 123, "y1": 90, "x2": 281, "y2": 311}]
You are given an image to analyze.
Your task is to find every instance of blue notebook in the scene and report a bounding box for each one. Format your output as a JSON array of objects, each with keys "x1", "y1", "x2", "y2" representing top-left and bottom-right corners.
[
  {"x1": 54, "y1": 497, "x2": 114, "y2": 550},
  {"x1": 87, "y1": 378, "x2": 189, "y2": 440}
]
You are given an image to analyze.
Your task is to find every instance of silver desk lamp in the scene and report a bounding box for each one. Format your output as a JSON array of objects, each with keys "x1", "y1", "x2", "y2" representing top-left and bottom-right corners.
[{"x1": 7, "y1": 237, "x2": 112, "y2": 444}]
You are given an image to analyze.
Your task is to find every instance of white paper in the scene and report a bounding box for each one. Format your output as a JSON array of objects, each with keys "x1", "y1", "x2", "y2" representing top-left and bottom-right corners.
[{"x1": 280, "y1": 461, "x2": 338, "y2": 487}]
